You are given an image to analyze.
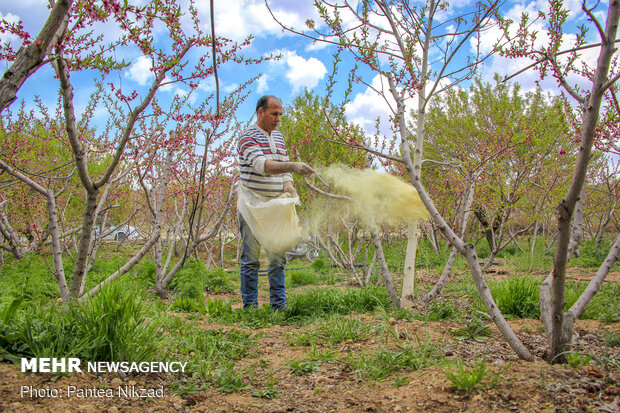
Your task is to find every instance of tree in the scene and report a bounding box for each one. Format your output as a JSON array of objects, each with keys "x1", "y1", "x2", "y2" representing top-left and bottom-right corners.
[{"x1": 500, "y1": 0, "x2": 620, "y2": 362}]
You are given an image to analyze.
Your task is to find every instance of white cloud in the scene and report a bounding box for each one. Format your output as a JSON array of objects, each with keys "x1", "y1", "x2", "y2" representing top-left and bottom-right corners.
[
  {"x1": 159, "y1": 76, "x2": 175, "y2": 93},
  {"x1": 345, "y1": 74, "x2": 397, "y2": 138},
  {"x1": 305, "y1": 39, "x2": 332, "y2": 52},
  {"x1": 223, "y1": 83, "x2": 239, "y2": 93},
  {"x1": 124, "y1": 56, "x2": 153, "y2": 86},
  {"x1": 345, "y1": 74, "x2": 454, "y2": 138},
  {"x1": 198, "y1": 76, "x2": 239, "y2": 95},
  {"x1": 281, "y1": 50, "x2": 327, "y2": 93},
  {"x1": 194, "y1": 0, "x2": 321, "y2": 42},
  {"x1": 256, "y1": 74, "x2": 269, "y2": 93},
  {"x1": 173, "y1": 88, "x2": 198, "y2": 105}
]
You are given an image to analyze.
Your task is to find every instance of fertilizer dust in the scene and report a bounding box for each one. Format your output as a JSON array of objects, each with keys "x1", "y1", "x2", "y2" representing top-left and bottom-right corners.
[{"x1": 301, "y1": 164, "x2": 429, "y2": 236}]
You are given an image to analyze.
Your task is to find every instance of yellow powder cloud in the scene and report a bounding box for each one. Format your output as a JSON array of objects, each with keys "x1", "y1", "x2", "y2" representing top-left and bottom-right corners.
[{"x1": 301, "y1": 165, "x2": 429, "y2": 234}]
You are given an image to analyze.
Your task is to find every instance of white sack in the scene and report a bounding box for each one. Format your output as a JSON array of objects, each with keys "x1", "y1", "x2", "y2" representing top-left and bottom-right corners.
[{"x1": 237, "y1": 187, "x2": 301, "y2": 254}]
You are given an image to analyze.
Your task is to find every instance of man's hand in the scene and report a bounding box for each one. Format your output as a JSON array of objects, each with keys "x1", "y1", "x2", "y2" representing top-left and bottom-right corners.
[
  {"x1": 283, "y1": 181, "x2": 298, "y2": 198},
  {"x1": 291, "y1": 162, "x2": 315, "y2": 176}
]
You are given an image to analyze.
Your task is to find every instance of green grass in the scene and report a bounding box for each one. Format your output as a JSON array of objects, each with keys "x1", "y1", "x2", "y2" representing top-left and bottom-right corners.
[
  {"x1": 565, "y1": 281, "x2": 620, "y2": 322},
  {"x1": 170, "y1": 259, "x2": 235, "y2": 300},
  {"x1": 453, "y1": 274, "x2": 618, "y2": 322},
  {"x1": 202, "y1": 285, "x2": 394, "y2": 328},
  {"x1": 287, "y1": 359, "x2": 321, "y2": 375},
  {"x1": 419, "y1": 300, "x2": 458, "y2": 321},
  {"x1": 571, "y1": 239, "x2": 620, "y2": 270},
  {"x1": 488, "y1": 276, "x2": 540, "y2": 319},
  {"x1": 0, "y1": 279, "x2": 161, "y2": 363},
  {"x1": 0, "y1": 254, "x2": 61, "y2": 308},
  {"x1": 287, "y1": 316, "x2": 372, "y2": 346},
  {"x1": 343, "y1": 332, "x2": 442, "y2": 383},
  {"x1": 284, "y1": 285, "x2": 393, "y2": 321},
  {"x1": 162, "y1": 318, "x2": 257, "y2": 390},
  {"x1": 286, "y1": 268, "x2": 320, "y2": 287}
]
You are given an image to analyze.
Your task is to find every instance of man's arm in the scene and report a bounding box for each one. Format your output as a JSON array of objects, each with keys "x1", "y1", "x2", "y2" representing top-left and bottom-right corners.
[{"x1": 264, "y1": 160, "x2": 315, "y2": 176}]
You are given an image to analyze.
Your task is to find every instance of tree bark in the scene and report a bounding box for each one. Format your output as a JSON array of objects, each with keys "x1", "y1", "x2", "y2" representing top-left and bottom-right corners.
[{"x1": 567, "y1": 187, "x2": 585, "y2": 259}]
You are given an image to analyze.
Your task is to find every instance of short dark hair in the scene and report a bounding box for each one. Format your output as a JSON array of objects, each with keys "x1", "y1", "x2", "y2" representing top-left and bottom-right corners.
[{"x1": 256, "y1": 95, "x2": 280, "y2": 113}]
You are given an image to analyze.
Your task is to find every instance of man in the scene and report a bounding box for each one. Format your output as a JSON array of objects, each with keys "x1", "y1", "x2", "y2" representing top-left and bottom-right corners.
[{"x1": 237, "y1": 95, "x2": 314, "y2": 310}]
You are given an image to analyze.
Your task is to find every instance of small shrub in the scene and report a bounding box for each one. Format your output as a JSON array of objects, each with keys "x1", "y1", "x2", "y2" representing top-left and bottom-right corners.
[
  {"x1": 451, "y1": 319, "x2": 493, "y2": 343},
  {"x1": 170, "y1": 260, "x2": 208, "y2": 300},
  {"x1": 566, "y1": 281, "x2": 620, "y2": 322},
  {"x1": 170, "y1": 261, "x2": 234, "y2": 301},
  {"x1": 285, "y1": 285, "x2": 392, "y2": 320},
  {"x1": 344, "y1": 333, "x2": 441, "y2": 383},
  {"x1": 564, "y1": 352, "x2": 593, "y2": 369},
  {"x1": 443, "y1": 357, "x2": 504, "y2": 394},
  {"x1": 136, "y1": 259, "x2": 156, "y2": 286},
  {"x1": 203, "y1": 268, "x2": 235, "y2": 293},
  {"x1": 423, "y1": 300, "x2": 457, "y2": 321},
  {"x1": 570, "y1": 240, "x2": 613, "y2": 269},
  {"x1": 171, "y1": 297, "x2": 206, "y2": 314},
  {"x1": 214, "y1": 365, "x2": 249, "y2": 393},
  {"x1": 69, "y1": 280, "x2": 161, "y2": 362},
  {"x1": 288, "y1": 360, "x2": 320, "y2": 375},
  {"x1": 205, "y1": 298, "x2": 234, "y2": 318},
  {"x1": 0, "y1": 280, "x2": 160, "y2": 363},
  {"x1": 307, "y1": 344, "x2": 337, "y2": 362},
  {"x1": 605, "y1": 331, "x2": 620, "y2": 347},
  {"x1": 319, "y1": 316, "x2": 372, "y2": 344}
]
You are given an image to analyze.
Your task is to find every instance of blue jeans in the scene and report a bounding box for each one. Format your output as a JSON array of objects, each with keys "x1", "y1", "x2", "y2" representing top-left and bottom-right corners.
[{"x1": 238, "y1": 213, "x2": 287, "y2": 310}]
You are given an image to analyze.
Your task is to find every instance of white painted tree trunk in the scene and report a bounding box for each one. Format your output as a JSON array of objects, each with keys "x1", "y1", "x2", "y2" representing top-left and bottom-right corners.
[{"x1": 401, "y1": 223, "x2": 419, "y2": 307}]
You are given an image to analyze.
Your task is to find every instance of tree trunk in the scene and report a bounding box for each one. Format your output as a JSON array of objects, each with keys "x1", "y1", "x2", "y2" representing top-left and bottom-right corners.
[
  {"x1": 70, "y1": 191, "x2": 98, "y2": 297},
  {"x1": 567, "y1": 187, "x2": 585, "y2": 259},
  {"x1": 401, "y1": 223, "x2": 419, "y2": 307},
  {"x1": 371, "y1": 231, "x2": 400, "y2": 307}
]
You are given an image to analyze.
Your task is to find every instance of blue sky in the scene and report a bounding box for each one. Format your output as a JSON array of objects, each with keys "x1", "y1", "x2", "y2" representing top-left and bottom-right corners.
[{"x1": 0, "y1": 0, "x2": 612, "y2": 142}]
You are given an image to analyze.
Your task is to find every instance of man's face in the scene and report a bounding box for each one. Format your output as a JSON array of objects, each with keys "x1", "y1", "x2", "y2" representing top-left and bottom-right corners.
[{"x1": 257, "y1": 98, "x2": 283, "y2": 134}]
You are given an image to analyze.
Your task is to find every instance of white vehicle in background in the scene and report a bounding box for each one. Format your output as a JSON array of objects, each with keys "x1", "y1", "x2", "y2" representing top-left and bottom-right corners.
[
  {"x1": 110, "y1": 225, "x2": 140, "y2": 241},
  {"x1": 93, "y1": 225, "x2": 140, "y2": 241}
]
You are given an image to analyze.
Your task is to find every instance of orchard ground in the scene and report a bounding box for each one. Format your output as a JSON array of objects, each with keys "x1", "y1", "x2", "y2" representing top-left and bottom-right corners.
[{"x1": 0, "y1": 241, "x2": 618, "y2": 413}]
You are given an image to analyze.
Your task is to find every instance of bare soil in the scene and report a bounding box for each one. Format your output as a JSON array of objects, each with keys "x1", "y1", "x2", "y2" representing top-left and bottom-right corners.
[{"x1": 1, "y1": 269, "x2": 618, "y2": 413}]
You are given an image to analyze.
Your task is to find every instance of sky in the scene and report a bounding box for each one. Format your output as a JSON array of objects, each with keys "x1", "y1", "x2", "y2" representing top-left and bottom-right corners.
[{"x1": 0, "y1": 0, "x2": 614, "y2": 147}]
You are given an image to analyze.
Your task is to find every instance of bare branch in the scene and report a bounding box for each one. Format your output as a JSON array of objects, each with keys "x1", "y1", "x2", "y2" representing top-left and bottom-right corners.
[{"x1": 0, "y1": 0, "x2": 73, "y2": 112}]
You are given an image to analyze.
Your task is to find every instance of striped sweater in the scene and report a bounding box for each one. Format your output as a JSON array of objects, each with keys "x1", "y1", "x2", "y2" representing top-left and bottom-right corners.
[{"x1": 237, "y1": 123, "x2": 293, "y2": 197}]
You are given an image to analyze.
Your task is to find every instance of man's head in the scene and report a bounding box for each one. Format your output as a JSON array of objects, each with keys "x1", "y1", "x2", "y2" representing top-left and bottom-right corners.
[{"x1": 256, "y1": 95, "x2": 283, "y2": 134}]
